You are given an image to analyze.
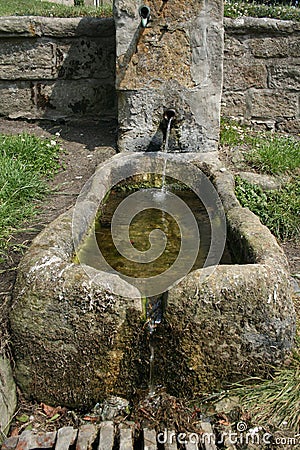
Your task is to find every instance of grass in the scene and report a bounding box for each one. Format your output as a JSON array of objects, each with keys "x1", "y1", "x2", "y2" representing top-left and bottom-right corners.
[
  {"x1": 0, "y1": 0, "x2": 298, "y2": 20},
  {"x1": 210, "y1": 331, "x2": 300, "y2": 433},
  {"x1": 0, "y1": 0, "x2": 112, "y2": 18},
  {"x1": 0, "y1": 133, "x2": 63, "y2": 262},
  {"x1": 220, "y1": 119, "x2": 300, "y2": 241},
  {"x1": 235, "y1": 176, "x2": 300, "y2": 240},
  {"x1": 224, "y1": 0, "x2": 300, "y2": 21},
  {"x1": 218, "y1": 119, "x2": 300, "y2": 432},
  {"x1": 245, "y1": 134, "x2": 300, "y2": 175}
]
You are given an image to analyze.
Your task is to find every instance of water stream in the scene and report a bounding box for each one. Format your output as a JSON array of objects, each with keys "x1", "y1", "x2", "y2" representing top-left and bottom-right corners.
[{"x1": 161, "y1": 116, "x2": 173, "y2": 191}]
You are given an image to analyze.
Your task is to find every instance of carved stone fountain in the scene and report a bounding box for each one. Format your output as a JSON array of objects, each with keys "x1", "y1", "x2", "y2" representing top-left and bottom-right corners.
[{"x1": 9, "y1": 0, "x2": 295, "y2": 410}]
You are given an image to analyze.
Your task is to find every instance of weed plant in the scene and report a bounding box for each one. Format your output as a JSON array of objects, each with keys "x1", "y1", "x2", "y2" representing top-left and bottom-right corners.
[
  {"x1": 0, "y1": 133, "x2": 62, "y2": 261},
  {"x1": 212, "y1": 331, "x2": 300, "y2": 433}
]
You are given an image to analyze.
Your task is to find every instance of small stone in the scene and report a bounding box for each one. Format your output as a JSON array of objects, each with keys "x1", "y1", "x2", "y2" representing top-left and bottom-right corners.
[
  {"x1": 101, "y1": 396, "x2": 129, "y2": 421},
  {"x1": 55, "y1": 427, "x2": 77, "y2": 449},
  {"x1": 214, "y1": 396, "x2": 240, "y2": 414},
  {"x1": 238, "y1": 171, "x2": 282, "y2": 191},
  {"x1": 76, "y1": 424, "x2": 98, "y2": 450},
  {"x1": 98, "y1": 421, "x2": 114, "y2": 450},
  {"x1": 1, "y1": 436, "x2": 19, "y2": 450},
  {"x1": 119, "y1": 424, "x2": 133, "y2": 450}
]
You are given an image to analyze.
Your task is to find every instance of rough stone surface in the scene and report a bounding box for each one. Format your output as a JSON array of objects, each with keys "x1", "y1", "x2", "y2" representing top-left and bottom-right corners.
[
  {"x1": 10, "y1": 153, "x2": 295, "y2": 408},
  {"x1": 163, "y1": 204, "x2": 295, "y2": 394},
  {"x1": 248, "y1": 89, "x2": 298, "y2": 119},
  {"x1": 55, "y1": 427, "x2": 77, "y2": 450},
  {"x1": 0, "y1": 80, "x2": 116, "y2": 120},
  {"x1": 238, "y1": 171, "x2": 283, "y2": 191},
  {"x1": 98, "y1": 421, "x2": 114, "y2": 450},
  {"x1": 0, "y1": 17, "x2": 116, "y2": 121},
  {"x1": 114, "y1": 0, "x2": 224, "y2": 152},
  {"x1": 223, "y1": 17, "x2": 300, "y2": 132},
  {"x1": 10, "y1": 212, "x2": 142, "y2": 409},
  {"x1": 0, "y1": 356, "x2": 17, "y2": 440},
  {"x1": 76, "y1": 425, "x2": 98, "y2": 450},
  {"x1": 0, "y1": 17, "x2": 299, "y2": 130}
]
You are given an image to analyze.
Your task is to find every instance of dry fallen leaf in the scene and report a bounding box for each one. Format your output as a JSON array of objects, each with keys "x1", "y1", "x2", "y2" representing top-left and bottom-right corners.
[
  {"x1": 40, "y1": 403, "x2": 66, "y2": 418},
  {"x1": 83, "y1": 416, "x2": 98, "y2": 423},
  {"x1": 10, "y1": 427, "x2": 20, "y2": 437}
]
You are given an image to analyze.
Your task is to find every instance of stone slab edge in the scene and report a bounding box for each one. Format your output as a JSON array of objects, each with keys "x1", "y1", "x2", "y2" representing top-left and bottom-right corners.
[
  {"x1": 224, "y1": 16, "x2": 300, "y2": 34},
  {"x1": 0, "y1": 16, "x2": 115, "y2": 38}
]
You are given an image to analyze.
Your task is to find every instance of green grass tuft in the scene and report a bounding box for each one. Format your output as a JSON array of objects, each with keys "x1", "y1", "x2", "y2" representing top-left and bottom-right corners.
[
  {"x1": 220, "y1": 118, "x2": 300, "y2": 242},
  {"x1": 0, "y1": 133, "x2": 63, "y2": 261},
  {"x1": 245, "y1": 134, "x2": 300, "y2": 175},
  {"x1": 222, "y1": 362, "x2": 300, "y2": 432},
  {"x1": 0, "y1": 0, "x2": 112, "y2": 18},
  {"x1": 235, "y1": 176, "x2": 300, "y2": 241}
]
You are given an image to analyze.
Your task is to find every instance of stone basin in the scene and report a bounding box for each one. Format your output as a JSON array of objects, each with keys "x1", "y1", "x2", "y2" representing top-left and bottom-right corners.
[{"x1": 10, "y1": 152, "x2": 295, "y2": 409}]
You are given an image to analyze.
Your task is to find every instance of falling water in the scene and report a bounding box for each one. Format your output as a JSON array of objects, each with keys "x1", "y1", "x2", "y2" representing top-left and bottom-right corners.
[
  {"x1": 147, "y1": 295, "x2": 163, "y2": 395},
  {"x1": 161, "y1": 116, "x2": 173, "y2": 191},
  {"x1": 149, "y1": 336, "x2": 155, "y2": 395}
]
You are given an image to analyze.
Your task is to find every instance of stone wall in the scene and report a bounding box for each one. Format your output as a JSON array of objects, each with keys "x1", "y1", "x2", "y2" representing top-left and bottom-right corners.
[
  {"x1": 0, "y1": 16, "x2": 299, "y2": 131},
  {"x1": 0, "y1": 16, "x2": 116, "y2": 121},
  {"x1": 223, "y1": 17, "x2": 300, "y2": 132}
]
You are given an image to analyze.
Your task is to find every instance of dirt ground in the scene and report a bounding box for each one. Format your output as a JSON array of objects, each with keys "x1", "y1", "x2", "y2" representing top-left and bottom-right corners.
[
  {"x1": 0, "y1": 117, "x2": 299, "y2": 441},
  {"x1": 0, "y1": 117, "x2": 117, "y2": 308}
]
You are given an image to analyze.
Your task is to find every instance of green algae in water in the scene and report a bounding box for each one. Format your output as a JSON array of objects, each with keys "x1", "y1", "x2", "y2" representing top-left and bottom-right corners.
[{"x1": 77, "y1": 186, "x2": 232, "y2": 278}]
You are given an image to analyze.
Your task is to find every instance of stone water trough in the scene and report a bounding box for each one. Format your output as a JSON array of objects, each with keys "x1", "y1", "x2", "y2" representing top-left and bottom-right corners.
[{"x1": 10, "y1": 151, "x2": 295, "y2": 409}]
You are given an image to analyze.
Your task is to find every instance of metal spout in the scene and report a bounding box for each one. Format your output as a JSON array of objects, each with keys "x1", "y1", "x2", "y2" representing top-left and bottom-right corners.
[
  {"x1": 139, "y1": 5, "x2": 151, "y2": 28},
  {"x1": 164, "y1": 109, "x2": 176, "y2": 122}
]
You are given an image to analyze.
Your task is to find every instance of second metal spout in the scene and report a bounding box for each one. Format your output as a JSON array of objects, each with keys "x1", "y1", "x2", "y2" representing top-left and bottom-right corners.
[{"x1": 139, "y1": 5, "x2": 151, "y2": 27}]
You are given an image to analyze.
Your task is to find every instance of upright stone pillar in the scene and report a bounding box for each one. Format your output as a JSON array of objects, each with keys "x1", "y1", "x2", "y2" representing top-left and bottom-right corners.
[{"x1": 114, "y1": 0, "x2": 224, "y2": 152}]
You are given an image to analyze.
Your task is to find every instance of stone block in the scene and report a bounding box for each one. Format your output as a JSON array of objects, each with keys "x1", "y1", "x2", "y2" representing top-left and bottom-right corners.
[
  {"x1": 54, "y1": 38, "x2": 115, "y2": 80},
  {"x1": 249, "y1": 37, "x2": 289, "y2": 58},
  {"x1": 0, "y1": 17, "x2": 115, "y2": 39},
  {"x1": 0, "y1": 356, "x2": 17, "y2": 439},
  {"x1": 224, "y1": 35, "x2": 247, "y2": 58},
  {"x1": 143, "y1": 429, "x2": 156, "y2": 450},
  {"x1": 55, "y1": 427, "x2": 78, "y2": 449},
  {"x1": 76, "y1": 425, "x2": 98, "y2": 450},
  {"x1": 98, "y1": 422, "x2": 114, "y2": 450},
  {"x1": 0, "y1": 40, "x2": 54, "y2": 79},
  {"x1": 119, "y1": 425, "x2": 133, "y2": 450},
  {"x1": 268, "y1": 64, "x2": 300, "y2": 90},
  {"x1": 1, "y1": 436, "x2": 18, "y2": 449},
  {"x1": 289, "y1": 38, "x2": 300, "y2": 57},
  {"x1": 223, "y1": 61, "x2": 267, "y2": 91},
  {"x1": 248, "y1": 89, "x2": 298, "y2": 118},
  {"x1": 221, "y1": 92, "x2": 246, "y2": 117},
  {"x1": 0, "y1": 36, "x2": 115, "y2": 81},
  {"x1": 0, "y1": 80, "x2": 116, "y2": 120}
]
